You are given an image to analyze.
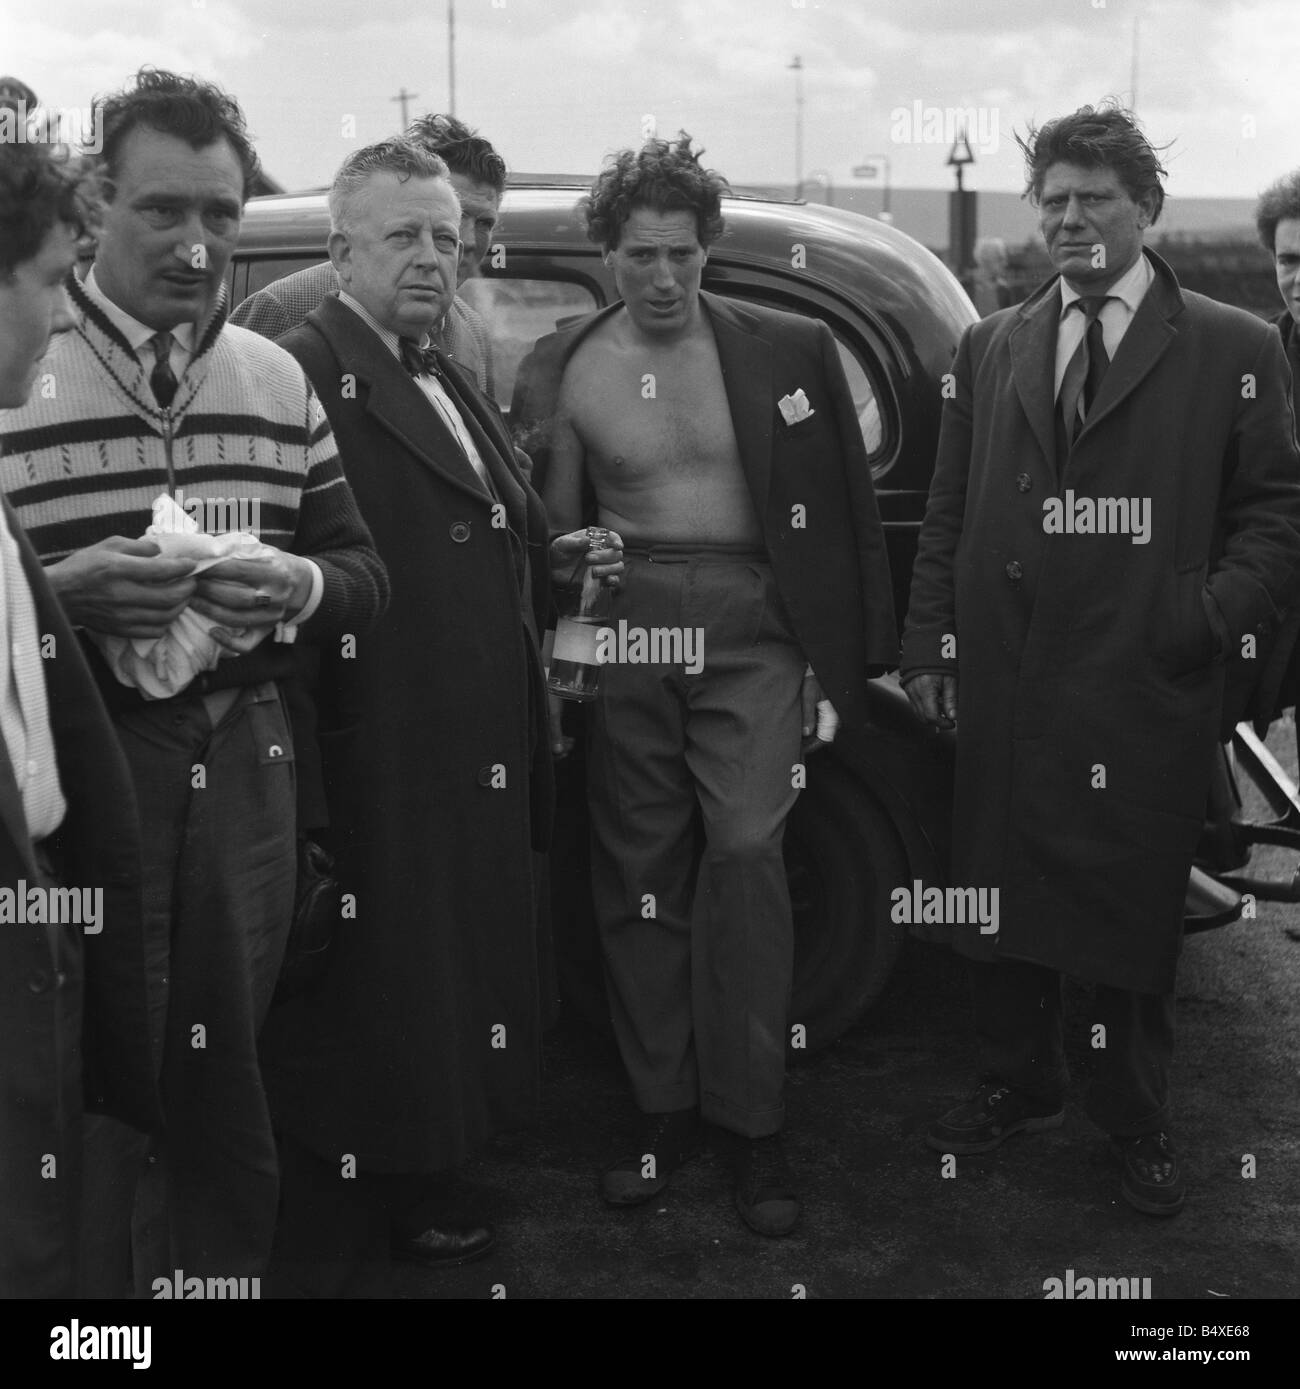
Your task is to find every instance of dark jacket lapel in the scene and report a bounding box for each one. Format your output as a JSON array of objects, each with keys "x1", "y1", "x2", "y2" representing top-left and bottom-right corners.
[
  {"x1": 700, "y1": 291, "x2": 775, "y2": 508},
  {"x1": 1008, "y1": 278, "x2": 1062, "y2": 468},
  {"x1": 1077, "y1": 249, "x2": 1181, "y2": 440},
  {"x1": 308, "y1": 296, "x2": 496, "y2": 508},
  {"x1": 437, "y1": 356, "x2": 528, "y2": 533}
]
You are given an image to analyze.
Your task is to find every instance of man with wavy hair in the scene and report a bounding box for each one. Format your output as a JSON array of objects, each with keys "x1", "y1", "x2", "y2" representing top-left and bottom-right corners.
[
  {"x1": 0, "y1": 67, "x2": 386, "y2": 1292},
  {"x1": 904, "y1": 103, "x2": 1300, "y2": 1215},
  {"x1": 515, "y1": 134, "x2": 896, "y2": 1236}
]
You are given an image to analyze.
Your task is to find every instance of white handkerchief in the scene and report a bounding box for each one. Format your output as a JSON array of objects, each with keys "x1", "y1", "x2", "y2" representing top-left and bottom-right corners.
[
  {"x1": 778, "y1": 388, "x2": 816, "y2": 426},
  {"x1": 88, "y1": 493, "x2": 281, "y2": 699}
]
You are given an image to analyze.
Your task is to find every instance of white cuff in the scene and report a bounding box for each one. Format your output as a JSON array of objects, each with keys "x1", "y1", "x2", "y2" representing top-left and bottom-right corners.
[{"x1": 275, "y1": 559, "x2": 324, "y2": 644}]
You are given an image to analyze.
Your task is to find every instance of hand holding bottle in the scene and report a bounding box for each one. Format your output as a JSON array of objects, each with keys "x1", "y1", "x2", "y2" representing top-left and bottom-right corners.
[{"x1": 548, "y1": 527, "x2": 624, "y2": 590}]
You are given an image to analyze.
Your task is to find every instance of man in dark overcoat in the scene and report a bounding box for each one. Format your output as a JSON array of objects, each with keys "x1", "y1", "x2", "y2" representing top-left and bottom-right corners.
[
  {"x1": 902, "y1": 103, "x2": 1300, "y2": 1215},
  {"x1": 261, "y1": 137, "x2": 619, "y2": 1293}
]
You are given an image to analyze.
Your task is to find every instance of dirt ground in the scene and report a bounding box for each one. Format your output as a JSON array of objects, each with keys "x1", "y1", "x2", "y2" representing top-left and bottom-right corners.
[{"x1": 396, "y1": 729, "x2": 1300, "y2": 1310}]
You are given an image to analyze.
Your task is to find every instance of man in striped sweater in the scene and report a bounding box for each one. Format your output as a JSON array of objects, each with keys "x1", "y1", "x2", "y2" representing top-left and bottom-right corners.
[{"x1": 0, "y1": 68, "x2": 387, "y2": 1295}]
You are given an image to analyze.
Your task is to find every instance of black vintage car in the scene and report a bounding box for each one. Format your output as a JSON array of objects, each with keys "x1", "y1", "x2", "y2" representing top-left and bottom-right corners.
[{"x1": 231, "y1": 183, "x2": 1254, "y2": 1050}]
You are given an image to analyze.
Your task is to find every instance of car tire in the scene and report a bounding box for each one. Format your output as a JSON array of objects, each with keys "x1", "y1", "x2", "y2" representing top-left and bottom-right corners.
[{"x1": 784, "y1": 757, "x2": 908, "y2": 1055}]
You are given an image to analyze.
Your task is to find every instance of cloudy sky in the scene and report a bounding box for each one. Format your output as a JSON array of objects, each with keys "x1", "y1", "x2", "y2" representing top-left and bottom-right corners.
[{"x1": 8, "y1": 0, "x2": 1297, "y2": 201}]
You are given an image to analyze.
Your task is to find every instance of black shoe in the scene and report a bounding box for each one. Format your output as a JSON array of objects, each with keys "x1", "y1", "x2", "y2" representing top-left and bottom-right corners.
[
  {"x1": 1112, "y1": 1131, "x2": 1185, "y2": 1216},
  {"x1": 733, "y1": 1133, "x2": 800, "y2": 1237},
  {"x1": 391, "y1": 1223, "x2": 495, "y2": 1267},
  {"x1": 600, "y1": 1109, "x2": 701, "y2": 1206},
  {"x1": 927, "y1": 1081, "x2": 1065, "y2": 1154}
]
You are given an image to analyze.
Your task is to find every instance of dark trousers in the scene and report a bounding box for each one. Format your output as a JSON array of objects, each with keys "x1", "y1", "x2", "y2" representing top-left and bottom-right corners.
[
  {"x1": 588, "y1": 551, "x2": 806, "y2": 1137},
  {"x1": 0, "y1": 850, "x2": 84, "y2": 1298},
  {"x1": 970, "y1": 958, "x2": 1176, "y2": 1137},
  {"x1": 269, "y1": 1135, "x2": 466, "y2": 1298},
  {"x1": 79, "y1": 683, "x2": 296, "y2": 1296}
]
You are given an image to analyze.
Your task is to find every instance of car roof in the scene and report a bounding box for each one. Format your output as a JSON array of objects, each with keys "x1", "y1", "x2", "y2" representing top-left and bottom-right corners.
[{"x1": 238, "y1": 183, "x2": 975, "y2": 351}]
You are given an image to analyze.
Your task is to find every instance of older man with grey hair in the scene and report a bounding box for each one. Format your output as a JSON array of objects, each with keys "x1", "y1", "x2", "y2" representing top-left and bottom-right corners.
[{"x1": 261, "y1": 137, "x2": 621, "y2": 1294}]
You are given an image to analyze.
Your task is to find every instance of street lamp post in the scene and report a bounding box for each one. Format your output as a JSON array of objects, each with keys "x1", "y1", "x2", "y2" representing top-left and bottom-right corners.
[
  {"x1": 788, "y1": 55, "x2": 804, "y2": 197},
  {"x1": 803, "y1": 169, "x2": 835, "y2": 207}
]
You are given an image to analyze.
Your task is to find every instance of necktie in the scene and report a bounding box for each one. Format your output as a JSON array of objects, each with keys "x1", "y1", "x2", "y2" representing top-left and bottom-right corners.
[
  {"x1": 1058, "y1": 296, "x2": 1112, "y2": 444},
  {"x1": 399, "y1": 337, "x2": 446, "y2": 380},
  {"x1": 149, "y1": 330, "x2": 178, "y2": 409}
]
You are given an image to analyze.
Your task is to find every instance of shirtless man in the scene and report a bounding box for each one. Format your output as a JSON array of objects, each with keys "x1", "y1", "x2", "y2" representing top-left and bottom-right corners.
[{"x1": 514, "y1": 135, "x2": 897, "y2": 1236}]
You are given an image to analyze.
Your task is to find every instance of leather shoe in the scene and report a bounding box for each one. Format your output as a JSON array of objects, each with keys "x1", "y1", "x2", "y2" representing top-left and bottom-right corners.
[
  {"x1": 600, "y1": 1109, "x2": 701, "y2": 1206},
  {"x1": 1112, "y1": 1131, "x2": 1185, "y2": 1216},
  {"x1": 927, "y1": 1082, "x2": 1064, "y2": 1155},
  {"x1": 391, "y1": 1223, "x2": 495, "y2": 1267},
  {"x1": 733, "y1": 1133, "x2": 799, "y2": 1237}
]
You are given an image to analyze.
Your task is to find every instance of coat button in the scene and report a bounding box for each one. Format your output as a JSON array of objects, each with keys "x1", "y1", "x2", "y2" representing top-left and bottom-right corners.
[
  {"x1": 1005, "y1": 560, "x2": 1023, "y2": 582},
  {"x1": 476, "y1": 765, "x2": 495, "y2": 786},
  {"x1": 450, "y1": 522, "x2": 471, "y2": 543},
  {"x1": 27, "y1": 970, "x2": 51, "y2": 994},
  {"x1": 1015, "y1": 473, "x2": 1032, "y2": 493}
]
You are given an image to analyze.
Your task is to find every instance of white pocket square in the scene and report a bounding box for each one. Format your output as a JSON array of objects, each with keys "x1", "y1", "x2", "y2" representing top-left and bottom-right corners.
[{"x1": 778, "y1": 388, "x2": 816, "y2": 426}]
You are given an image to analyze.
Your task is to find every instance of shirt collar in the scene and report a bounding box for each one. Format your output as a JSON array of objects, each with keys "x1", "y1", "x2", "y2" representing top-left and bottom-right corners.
[
  {"x1": 337, "y1": 292, "x2": 433, "y2": 361},
  {"x1": 1058, "y1": 250, "x2": 1153, "y2": 317},
  {"x1": 82, "y1": 268, "x2": 197, "y2": 355}
]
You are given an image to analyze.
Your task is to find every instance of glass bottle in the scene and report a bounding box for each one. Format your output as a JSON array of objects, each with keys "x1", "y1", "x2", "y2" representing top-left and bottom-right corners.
[{"x1": 547, "y1": 526, "x2": 613, "y2": 702}]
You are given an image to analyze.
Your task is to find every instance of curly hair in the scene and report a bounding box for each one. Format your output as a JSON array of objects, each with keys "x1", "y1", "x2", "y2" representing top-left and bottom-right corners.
[
  {"x1": 0, "y1": 139, "x2": 91, "y2": 275},
  {"x1": 583, "y1": 132, "x2": 729, "y2": 252},
  {"x1": 94, "y1": 67, "x2": 261, "y2": 198},
  {"x1": 405, "y1": 113, "x2": 506, "y2": 193},
  {"x1": 1255, "y1": 169, "x2": 1300, "y2": 254},
  {"x1": 1016, "y1": 100, "x2": 1169, "y2": 225}
]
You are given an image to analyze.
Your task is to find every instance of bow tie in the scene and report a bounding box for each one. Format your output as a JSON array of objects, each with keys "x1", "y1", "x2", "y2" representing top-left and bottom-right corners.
[{"x1": 399, "y1": 337, "x2": 448, "y2": 380}]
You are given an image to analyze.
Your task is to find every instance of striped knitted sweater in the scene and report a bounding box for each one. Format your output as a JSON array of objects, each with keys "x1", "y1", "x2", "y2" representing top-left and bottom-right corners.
[{"x1": 0, "y1": 276, "x2": 387, "y2": 692}]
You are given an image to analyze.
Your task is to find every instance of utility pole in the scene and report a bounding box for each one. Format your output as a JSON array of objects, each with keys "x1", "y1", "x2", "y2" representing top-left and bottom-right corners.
[
  {"x1": 788, "y1": 55, "x2": 804, "y2": 198},
  {"x1": 1130, "y1": 16, "x2": 1140, "y2": 109},
  {"x1": 448, "y1": 0, "x2": 457, "y2": 117},
  {"x1": 391, "y1": 87, "x2": 418, "y2": 130}
]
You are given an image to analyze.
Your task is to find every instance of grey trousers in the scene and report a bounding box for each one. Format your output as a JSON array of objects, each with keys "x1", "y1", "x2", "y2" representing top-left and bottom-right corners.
[
  {"x1": 79, "y1": 682, "x2": 296, "y2": 1295},
  {"x1": 588, "y1": 551, "x2": 805, "y2": 1137}
]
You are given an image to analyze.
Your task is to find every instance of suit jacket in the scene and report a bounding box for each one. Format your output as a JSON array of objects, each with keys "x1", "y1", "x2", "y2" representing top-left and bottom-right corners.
[
  {"x1": 0, "y1": 496, "x2": 156, "y2": 1296},
  {"x1": 901, "y1": 249, "x2": 1300, "y2": 991},
  {"x1": 1225, "y1": 309, "x2": 1300, "y2": 728},
  {"x1": 229, "y1": 261, "x2": 495, "y2": 396},
  {"x1": 510, "y1": 290, "x2": 898, "y2": 729},
  {"x1": 260, "y1": 294, "x2": 552, "y2": 1172}
]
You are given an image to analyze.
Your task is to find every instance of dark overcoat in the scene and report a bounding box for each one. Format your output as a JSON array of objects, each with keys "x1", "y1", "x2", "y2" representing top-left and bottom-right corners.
[
  {"x1": 0, "y1": 497, "x2": 156, "y2": 1295},
  {"x1": 510, "y1": 291, "x2": 899, "y2": 727},
  {"x1": 901, "y1": 251, "x2": 1300, "y2": 993},
  {"x1": 262, "y1": 296, "x2": 553, "y2": 1173}
]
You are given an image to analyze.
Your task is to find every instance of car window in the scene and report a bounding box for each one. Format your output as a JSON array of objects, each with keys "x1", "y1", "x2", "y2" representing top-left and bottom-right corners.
[
  {"x1": 458, "y1": 277, "x2": 599, "y2": 413},
  {"x1": 835, "y1": 341, "x2": 885, "y2": 459}
]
